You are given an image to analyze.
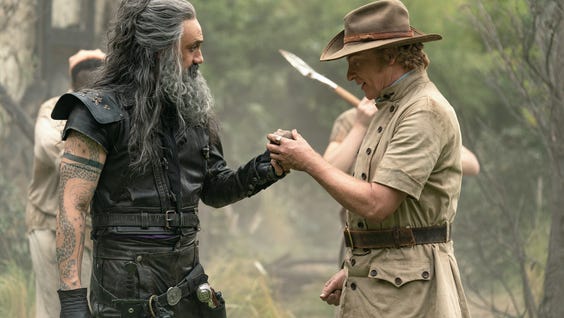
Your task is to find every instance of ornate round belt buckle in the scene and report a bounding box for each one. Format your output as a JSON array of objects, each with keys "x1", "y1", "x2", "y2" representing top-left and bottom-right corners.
[{"x1": 166, "y1": 286, "x2": 182, "y2": 306}]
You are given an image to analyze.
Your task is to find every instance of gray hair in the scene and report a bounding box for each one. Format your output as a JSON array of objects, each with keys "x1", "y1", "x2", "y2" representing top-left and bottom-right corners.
[{"x1": 94, "y1": 0, "x2": 216, "y2": 173}]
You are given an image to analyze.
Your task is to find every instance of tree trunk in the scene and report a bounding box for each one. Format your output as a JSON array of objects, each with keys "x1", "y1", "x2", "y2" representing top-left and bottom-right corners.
[
  {"x1": 539, "y1": 181, "x2": 564, "y2": 318},
  {"x1": 0, "y1": 84, "x2": 33, "y2": 143},
  {"x1": 539, "y1": 79, "x2": 564, "y2": 318}
]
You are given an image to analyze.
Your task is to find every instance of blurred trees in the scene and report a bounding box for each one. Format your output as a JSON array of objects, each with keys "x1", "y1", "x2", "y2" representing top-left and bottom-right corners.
[
  {"x1": 460, "y1": 1, "x2": 563, "y2": 317},
  {"x1": 0, "y1": 0, "x2": 562, "y2": 317},
  {"x1": 0, "y1": 0, "x2": 36, "y2": 276}
]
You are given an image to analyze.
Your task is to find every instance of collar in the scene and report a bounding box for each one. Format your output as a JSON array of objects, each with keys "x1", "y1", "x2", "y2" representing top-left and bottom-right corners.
[{"x1": 376, "y1": 68, "x2": 427, "y2": 104}]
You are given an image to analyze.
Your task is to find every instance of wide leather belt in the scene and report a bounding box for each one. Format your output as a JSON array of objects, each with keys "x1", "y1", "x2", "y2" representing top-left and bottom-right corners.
[
  {"x1": 151, "y1": 263, "x2": 208, "y2": 308},
  {"x1": 344, "y1": 224, "x2": 451, "y2": 249},
  {"x1": 93, "y1": 209, "x2": 199, "y2": 229}
]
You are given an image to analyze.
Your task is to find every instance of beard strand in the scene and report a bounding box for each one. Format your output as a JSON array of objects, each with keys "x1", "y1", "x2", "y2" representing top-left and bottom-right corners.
[{"x1": 159, "y1": 62, "x2": 215, "y2": 128}]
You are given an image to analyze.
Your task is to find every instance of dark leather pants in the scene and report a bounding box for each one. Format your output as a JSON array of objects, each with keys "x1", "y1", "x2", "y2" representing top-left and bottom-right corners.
[{"x1": 89, "y1": 232, "x2": 225, "y2": 317}]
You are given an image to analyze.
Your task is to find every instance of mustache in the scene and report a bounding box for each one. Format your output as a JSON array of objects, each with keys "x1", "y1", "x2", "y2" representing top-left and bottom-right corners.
[{"x1": 189, "y1": 63, "x2": 199, "y2": 79}]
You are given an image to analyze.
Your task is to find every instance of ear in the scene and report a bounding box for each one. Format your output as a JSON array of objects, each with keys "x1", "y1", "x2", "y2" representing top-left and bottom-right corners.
[
  {"x1": 388, "y1": 56, "x2": 396, "y2": 65},
  {"x1": 385, "y1": 48, "x2": 399, "y2": 65}
]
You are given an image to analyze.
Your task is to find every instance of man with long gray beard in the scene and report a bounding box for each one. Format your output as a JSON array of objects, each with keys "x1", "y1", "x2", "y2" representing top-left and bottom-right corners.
[{"x1": 51, "y1": 0, "x2": 285, "y2": 317}]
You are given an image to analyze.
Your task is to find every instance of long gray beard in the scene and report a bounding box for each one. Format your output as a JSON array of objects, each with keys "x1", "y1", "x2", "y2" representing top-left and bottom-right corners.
[{"x1": 160, "y1": 63, "x2": 215, "y2": 128}]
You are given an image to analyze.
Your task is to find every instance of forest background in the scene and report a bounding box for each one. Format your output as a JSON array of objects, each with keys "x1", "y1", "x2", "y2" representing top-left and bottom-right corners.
[{"x1": 0, "y1": 0, "x2": 562, "y2": 317}]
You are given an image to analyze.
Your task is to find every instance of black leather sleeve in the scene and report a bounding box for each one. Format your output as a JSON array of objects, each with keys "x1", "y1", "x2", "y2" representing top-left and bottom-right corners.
[
  {"x1": 64, "y1": 104, "x2": 114, "y2": 152},
  {"x1": 53, "y1": 90, "x2": 123, "y2": 153},
  {"x1": 200, "y1": 140, "x2": 284, "y2": 208}
]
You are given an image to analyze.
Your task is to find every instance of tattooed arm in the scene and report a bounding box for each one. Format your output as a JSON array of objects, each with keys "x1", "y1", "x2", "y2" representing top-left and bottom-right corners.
[{"x1": 56, "y1": 130, "x2": 106, "y2": 290}]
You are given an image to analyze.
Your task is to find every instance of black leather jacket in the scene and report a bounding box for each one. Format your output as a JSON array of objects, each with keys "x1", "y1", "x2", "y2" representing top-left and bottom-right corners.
[{"x1": 52, "y1": 90, "x2": 281, "y2": 235}]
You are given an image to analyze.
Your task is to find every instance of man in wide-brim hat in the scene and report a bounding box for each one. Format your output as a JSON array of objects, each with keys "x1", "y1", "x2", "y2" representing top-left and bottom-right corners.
[{"x1": 267, "y1": 0, "x2": 471, "y2": 317}]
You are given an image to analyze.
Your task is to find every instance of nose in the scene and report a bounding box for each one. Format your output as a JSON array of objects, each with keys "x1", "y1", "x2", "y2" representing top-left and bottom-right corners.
[{"x1": 194, "y1": 50, "x2": 204, "y2": 65}]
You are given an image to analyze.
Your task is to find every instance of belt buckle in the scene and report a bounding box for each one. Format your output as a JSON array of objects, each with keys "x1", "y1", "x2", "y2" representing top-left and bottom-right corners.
[
  {"x1": 165, "y1": 210, "x2": 176, "y2": 229},
  {"x1": 344, "y1": 226, "x2": 354, "y2": 249},
  {"x1": 166, "y1": 286, "x2": 182, "y2": 306}
]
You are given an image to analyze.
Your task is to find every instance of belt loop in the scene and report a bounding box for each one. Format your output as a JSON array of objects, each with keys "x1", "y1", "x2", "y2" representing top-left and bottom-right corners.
[
  {"x1": 446, "y1": 223, "x2": 451, "y2": 241},
  {"x1": 344, "y1": 226, "x2": 354, "y2": 249},
  {"x1": 141, "y1": 212, "x2": 148, "y2": 229}
]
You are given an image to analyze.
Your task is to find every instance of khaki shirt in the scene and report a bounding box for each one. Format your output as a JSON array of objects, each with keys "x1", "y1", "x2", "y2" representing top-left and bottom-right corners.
[
  {"x1": 329, "y1": 108, "x2": 357, "y2": 145},
  {"x1": 25, "y1": 97, "x2": 92, "y2": 239},
  {"x1": 340, "y1": 69, "x2": 470, "y2": 317},
  {"x1": 25, "y1": 97, "x2": 65, "y2": 232}
]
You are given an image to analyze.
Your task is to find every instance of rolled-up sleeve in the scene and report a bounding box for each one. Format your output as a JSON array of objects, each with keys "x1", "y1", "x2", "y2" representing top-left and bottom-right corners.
[{"x1": 373, "y1": 99, "x2": 447, "y2": 200}]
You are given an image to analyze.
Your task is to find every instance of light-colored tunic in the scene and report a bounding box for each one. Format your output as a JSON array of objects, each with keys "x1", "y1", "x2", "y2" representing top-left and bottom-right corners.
[
  {"x1": 26, "y1": 96, "x2": 92, "y2": 318},
  {"x1": 339, "y1": 68, "x2": 471, "y2": 318},
  {"x1": 26, "y1": 96, "x2": 65, "y2": 233},
  {"x1": 329, "y1": 107, "x2": 357, "y2": 145}
]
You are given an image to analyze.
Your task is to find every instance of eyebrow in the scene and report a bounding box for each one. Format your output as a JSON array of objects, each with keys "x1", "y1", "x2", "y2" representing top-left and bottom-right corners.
[
  {"x1": 188, "y1": 39, "x2": 203, "y2": 47},
  {"x1": 347, "y1": 54, "x2": 358, "y2": 62}
]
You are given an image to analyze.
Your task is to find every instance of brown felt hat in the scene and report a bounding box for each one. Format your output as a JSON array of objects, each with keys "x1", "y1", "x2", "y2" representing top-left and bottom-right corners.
[{"x1": 320, "y1": 0, "x2": 442, "y2": 61}]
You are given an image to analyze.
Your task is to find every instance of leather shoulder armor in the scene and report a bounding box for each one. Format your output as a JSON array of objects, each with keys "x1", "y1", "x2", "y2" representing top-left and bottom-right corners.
[{"x1": 51, "y1": 90, "x2": 123, "y2": 124}]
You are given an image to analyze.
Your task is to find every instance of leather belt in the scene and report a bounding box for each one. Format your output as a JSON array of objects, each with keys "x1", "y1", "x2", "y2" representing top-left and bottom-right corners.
[
  {"x1": 93, "y1": 210, "x2": 199, "y2": 229},
  {"x1": 152, "y1": 263, "x2": 208, "y2": 308},
  {"x1": 99, "y1": 263, "x2": 208, "y2": 315},
  {"x1": 343, "y1": 224, "x2": 451, "y2": 249}
]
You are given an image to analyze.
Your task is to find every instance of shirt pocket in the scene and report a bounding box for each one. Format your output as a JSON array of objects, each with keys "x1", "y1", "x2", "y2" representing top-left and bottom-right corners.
[{"x1": 367, "y1": 260, "x2": 433, "y2": 288}]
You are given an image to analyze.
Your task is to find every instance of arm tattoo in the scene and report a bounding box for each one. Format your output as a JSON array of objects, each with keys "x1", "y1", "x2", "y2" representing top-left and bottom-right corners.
[
  {"x1": 63, "y1": 152, "x2": 104, "y2": 170},
  {"x1": 57, "y1": 131, "x2": 105, "y2": 289}
]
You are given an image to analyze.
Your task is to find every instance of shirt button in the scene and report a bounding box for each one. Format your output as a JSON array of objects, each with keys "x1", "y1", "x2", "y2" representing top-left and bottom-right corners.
[
  {"x1": 357, "y1": 222, "x2": 364, "y2": 228},
  {"x1": 361, "y1": 173, "x2": 367, "y2": 180},
  {"x1": 377, "y1": 126, "x2": 383, "y2": 133},
  {"x1": 350, "y1": 282, "x2": 357, "y2": 290},
  {"x1": 365, "y1": 148, "x2": 372, "y2": 155},
  {"x1": 390, "y1": 105, "x2": 395, "y2": 112},
  {"x1": 370, "y1": 269, "x2": 378, "y2": 277},
  {"x1": 422, "y1": 271, "x2": 430, "y2": 279},
  {"x1": 136, "y1": 255, "x2": 143, "y2": 262},
  {"x1": 395, "y1": 277, "x2": 402, "y2": 286}
]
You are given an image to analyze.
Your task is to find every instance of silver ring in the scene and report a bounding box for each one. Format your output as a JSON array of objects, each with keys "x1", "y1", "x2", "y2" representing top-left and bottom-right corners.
[{"x1": 275, "y1": 135, "x2": 282, "y2": 143}]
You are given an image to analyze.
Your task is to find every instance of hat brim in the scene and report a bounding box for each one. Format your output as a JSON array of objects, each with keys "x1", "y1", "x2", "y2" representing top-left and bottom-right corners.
[{"x1": 320, "y1": 27, "x2": 442, "y2": 61}]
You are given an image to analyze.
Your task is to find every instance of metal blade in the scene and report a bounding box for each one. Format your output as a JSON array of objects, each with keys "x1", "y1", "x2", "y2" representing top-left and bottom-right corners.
[
  {"x1": 279, "y1": 49, "x2": 337, "y2": 88},
  {"x1": 279, "y1": 49, "x2": 315, "y2": 77}
]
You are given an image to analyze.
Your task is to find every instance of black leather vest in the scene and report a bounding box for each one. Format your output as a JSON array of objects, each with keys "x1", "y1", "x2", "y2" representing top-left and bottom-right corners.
[{"x1": 53, "y1": 90, "x2": 281, "y2": 235}]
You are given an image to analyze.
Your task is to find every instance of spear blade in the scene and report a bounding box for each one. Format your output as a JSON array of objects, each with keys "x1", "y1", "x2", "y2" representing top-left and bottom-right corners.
[{"x1": 279, "y1": 49, "x2": 360, "y2": 107}]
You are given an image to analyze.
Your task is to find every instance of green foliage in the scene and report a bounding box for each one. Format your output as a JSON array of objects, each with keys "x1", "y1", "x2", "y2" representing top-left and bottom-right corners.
[
  {"x1": 0, "y1": 175, "x2": 30, "y2": 271},
  {"x1": 456, "y1": 124, "x2": 549, "y2": 280},
  {"x1": 206, "y1": 258, "x2": 290, "y2": 318},
  {"x1": 1, "y1": 0, "x2": 558, "y2": 317},
  {"x1": 192, "y1": 0, "x2": 369, "y2": 159},
  {"x1": 450, "y1": 2, "x2": 561, "y2": 315},
  {"x1": 199, "y1": 177, "x2": 339, "y2": 317},
  {"x1": 0, "y1": 261, "x2": 35, "y2": 318},
  {"x1": 201, "y1": 236, "x2": 331, "y2": 318},
  {"x1": 168, "y1": 1, "x2": 558, "y2": 316}
]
